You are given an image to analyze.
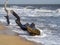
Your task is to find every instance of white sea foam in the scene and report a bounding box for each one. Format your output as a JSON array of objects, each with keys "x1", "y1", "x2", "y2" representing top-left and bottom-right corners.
[{"x1": 0, "y1": 7, "x2": 60, "y2": 17}]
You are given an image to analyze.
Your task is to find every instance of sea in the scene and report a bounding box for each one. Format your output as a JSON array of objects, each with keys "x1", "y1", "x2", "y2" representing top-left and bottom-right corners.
[{"x1": 0, "y1": 4, "x2": 60, "y2": 45}]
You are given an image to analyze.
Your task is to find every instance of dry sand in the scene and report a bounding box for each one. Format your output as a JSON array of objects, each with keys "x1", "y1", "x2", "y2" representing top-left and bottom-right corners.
[
  {"x1": 0, "y1": 22, "x2": 41, "y2": 45},
  {"x1": 0, "y1": 34, "x2": 35, "y2": 45}
]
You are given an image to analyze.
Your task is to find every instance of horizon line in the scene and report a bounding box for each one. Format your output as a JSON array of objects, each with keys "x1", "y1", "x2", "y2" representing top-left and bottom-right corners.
[{"x1": 0, "y1": 4, "x2": 60, "y2": 5}]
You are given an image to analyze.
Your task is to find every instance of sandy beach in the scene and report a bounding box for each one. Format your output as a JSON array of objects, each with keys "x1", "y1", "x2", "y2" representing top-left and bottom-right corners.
[
  {"x1": 0, "y1": 35, "x2": 35, "y2": 45},
  {"x1": 0, "y1": 22, "x2": 41, "y2": 45}
]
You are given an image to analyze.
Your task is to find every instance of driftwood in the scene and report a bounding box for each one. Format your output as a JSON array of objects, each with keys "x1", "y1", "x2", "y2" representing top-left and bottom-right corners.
[
  {"x1": 11, "y1": 10, "x2": 20, "y2": 21},
  {"x1": 4, "y1": 0, "x2": 40, "y2": 36},
  {"x1": 27, "y1": 26, "x2": 40, "y2": 36},
  {"x1": 4, "y1": 0, "x2": 10, "y2": 25},
  {"x1": 4, "y1": 15, "x2": 10, "y2": 25}
]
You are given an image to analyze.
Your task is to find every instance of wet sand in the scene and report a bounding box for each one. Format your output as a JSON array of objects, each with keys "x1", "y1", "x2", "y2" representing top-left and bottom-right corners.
[{"x1": 0, "y1": 22, "x2": 42, "y2": 45}]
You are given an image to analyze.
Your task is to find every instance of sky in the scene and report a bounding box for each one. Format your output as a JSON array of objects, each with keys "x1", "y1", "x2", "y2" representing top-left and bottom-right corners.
[{"x1": 0, "y1": 0, "x2": 60, "y2": 4}]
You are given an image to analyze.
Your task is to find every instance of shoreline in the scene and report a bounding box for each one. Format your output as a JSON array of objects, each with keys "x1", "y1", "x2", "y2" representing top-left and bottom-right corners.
[
  {"x1": 0, "y1": 22, "x2": 42, "y2": 45},
  {"x1": 19, "y1": 35, "x2": 42, "y2": 45}
]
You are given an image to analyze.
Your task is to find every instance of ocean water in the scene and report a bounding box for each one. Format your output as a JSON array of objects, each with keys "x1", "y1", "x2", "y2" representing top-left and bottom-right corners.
[{"x1": 0, "y1": 5, "x2": 60, "y2": 45}]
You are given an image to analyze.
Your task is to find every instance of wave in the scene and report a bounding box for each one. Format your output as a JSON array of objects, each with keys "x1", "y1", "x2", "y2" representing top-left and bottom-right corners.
[
  {"x1": 24, "y1": 6, "x2": 35, "y2": 9},
  {"x1": 0, "y1": 7, "x2": 60, "y2": 17},
  {"x1": 56, "y1": 9, "x2": 60, "y2": 13}
]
